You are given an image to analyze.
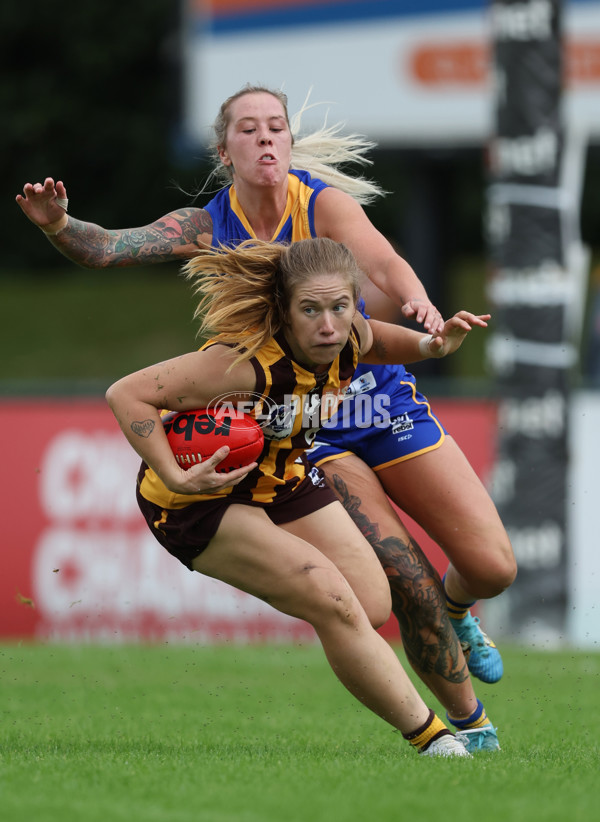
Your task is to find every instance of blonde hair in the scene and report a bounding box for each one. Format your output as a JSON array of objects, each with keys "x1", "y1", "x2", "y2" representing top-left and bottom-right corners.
[
  {"x1": 206, "y1": 84, "x2": 385, "y2": 205},
  {"x1": 183, "y1": 237, "x2": 362, "y2": 367}
]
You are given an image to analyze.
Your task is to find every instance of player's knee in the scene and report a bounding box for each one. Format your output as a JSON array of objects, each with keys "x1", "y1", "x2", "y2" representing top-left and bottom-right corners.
[
  {"x1": 390, "y1": 572, "x2": 445, "y2": 632},
  {"x1": 363, "y1": 593, "x2": 391, "y2": 630},
  {"x1": 496, "y1": 546, "x2": 518, "y2": 590},
  {"x1": 462, "y1": 544, "x2": 517, "y2": 599},
  {"x1": 351, "y1": 567, "x2": 391, "y2": 628},
  {"x1": 299, "y1": 564, "x2": 363, "y2": 629}
]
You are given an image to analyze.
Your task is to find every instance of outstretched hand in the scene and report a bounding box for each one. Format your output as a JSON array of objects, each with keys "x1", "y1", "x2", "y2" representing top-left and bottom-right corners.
[
  {"x1": 402, "y1": 298, "x2": 445, "y2": 335},
  {"x1": 16, "y1": 177, "x2": 68, "y2": 229},
  {"x1": 426, "y1": 311, "x2": 491, "y2": 358},
  {"x1": 162, "y1": 445, "x2": 258, "y2": 496}
]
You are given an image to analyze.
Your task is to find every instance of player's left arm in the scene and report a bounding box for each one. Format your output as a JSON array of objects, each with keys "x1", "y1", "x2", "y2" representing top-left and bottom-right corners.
[
  {"x1": 354, "y1": 311, "x2": 490, "y2": 365},
  {"x1": 314, "y1": 187, "x2": 444, "y2": 333}
]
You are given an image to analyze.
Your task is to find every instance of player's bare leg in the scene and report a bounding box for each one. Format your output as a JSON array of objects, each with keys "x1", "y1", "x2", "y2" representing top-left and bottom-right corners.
[
  {"x1": 192, "y1": 503, "x2": 469, "y2": 756},
  {"x1": 322, "y1": 456, "x2": 475, "y2": 715},
  {"x1": 320, "y1": 455, "x2": 502, "y2": 751},
  {"x1": 377, "y1": 437, "x2": 516, "y2": 685}
]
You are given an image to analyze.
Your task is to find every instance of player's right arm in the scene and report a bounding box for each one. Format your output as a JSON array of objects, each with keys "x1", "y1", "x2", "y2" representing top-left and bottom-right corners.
[
  {"x1": 106, "y1": 346, "x2": 258, "y2": 494},
  {"x1": 16, "y1": 177, "x2": 213, "y2": 268}
]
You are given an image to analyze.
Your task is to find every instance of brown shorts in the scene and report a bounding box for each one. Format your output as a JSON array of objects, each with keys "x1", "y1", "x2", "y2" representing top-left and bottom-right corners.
[{"x1": 136, "y1": 468, "x2": 338, "y2": 570}]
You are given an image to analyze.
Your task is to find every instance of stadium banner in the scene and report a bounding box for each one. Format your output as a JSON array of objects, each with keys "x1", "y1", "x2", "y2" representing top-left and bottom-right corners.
[
  {"x1": 485, "y1": 0, "x2": 589, "y2": 644},
  {"x1": 1, "y1": 398, "x2": 497, "y2": 644},
  {"x1": 182, "y1": 0, "x2": 600, "y2": 146}
]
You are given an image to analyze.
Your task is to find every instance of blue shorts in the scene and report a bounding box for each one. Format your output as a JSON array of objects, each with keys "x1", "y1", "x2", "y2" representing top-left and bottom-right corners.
[{"x1": 307, "y1": 364, "x2": 447, "y2": 472}]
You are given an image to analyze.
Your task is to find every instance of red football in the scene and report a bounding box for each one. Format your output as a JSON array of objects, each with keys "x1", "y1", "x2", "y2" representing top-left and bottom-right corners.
[{"x1": 162, "y1": 408, "x2": 264, "y2": 473}]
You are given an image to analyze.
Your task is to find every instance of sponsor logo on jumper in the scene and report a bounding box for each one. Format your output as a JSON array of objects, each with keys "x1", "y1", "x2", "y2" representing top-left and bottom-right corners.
[
  {"x1": 344, "y1": 371, "x2": 377, "y2": 396},
  {"x1": 263, "y1": 401, "x2": 297, "y2": 441}
]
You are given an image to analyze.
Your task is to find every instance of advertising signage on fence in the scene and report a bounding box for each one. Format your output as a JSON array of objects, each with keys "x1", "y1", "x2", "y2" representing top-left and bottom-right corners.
[
  {"x1": 0, "y1": 398, "x2": 497, "y2": 643},
  {"x1": 0, "y1": 400, "x2": 315, "y2": 644}
]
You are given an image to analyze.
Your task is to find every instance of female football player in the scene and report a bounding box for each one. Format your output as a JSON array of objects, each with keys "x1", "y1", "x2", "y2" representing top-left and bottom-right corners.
[
  {"x1": 106, "y1": 237, "x2": 488, "y2": 757},
  {"x1": 16, "y1": 84, "x2": 515, "y2": 753}
]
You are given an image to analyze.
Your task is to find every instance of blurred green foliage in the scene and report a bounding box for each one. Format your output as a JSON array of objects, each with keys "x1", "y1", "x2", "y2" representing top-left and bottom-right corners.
[{"x1": 3, "y1": 0, "x2": 206, "y2": 270}]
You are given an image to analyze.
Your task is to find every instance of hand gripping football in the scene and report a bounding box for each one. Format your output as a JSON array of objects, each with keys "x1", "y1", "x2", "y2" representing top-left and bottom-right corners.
[{"x1": 162, "y1": 408, "x2": 264, "y2": 473}]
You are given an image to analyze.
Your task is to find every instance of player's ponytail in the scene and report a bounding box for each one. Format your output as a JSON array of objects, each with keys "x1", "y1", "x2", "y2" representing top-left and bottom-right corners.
[
  {"x1": 289, "y1": 91, "x2": 386, "y2": 205},
  {"x1": 183, "y1": 237, "x2": 362, "y2": 369},
  {"x1": 183, "y1": 240, "x2": 286, "y2": 365}
]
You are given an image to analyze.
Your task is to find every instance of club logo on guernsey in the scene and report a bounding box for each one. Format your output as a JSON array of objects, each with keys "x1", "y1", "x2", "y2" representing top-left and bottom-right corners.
[
  {"x1": 262, "y1": 394, "x2": 337, "y2": 442},
  {"x1": 208, "y1": 391, "x2": 349, "y2": 442},
  {"x1": 344, "y1": 371, "x2": 378, "y2": 396},
  {"x1": 307, "y1": 465, "x2": 328, "y2": 487},
  {"x1": 263, "y1": 401, "x2": 297, "y2": 441}
]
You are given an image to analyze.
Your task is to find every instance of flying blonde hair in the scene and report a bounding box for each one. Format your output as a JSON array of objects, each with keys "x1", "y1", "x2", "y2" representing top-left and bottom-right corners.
[
  {"x1": 183, "y1": 237, "x2": 362, "y2": 368},
  {"x1": 206, "y1": 84, "x2": 386, "y2": 205}
]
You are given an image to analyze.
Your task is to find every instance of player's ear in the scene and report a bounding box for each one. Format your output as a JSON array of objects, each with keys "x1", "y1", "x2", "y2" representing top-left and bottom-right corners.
[{"x1": 218, "y1": 144, "x2": 232, "y2": 166}]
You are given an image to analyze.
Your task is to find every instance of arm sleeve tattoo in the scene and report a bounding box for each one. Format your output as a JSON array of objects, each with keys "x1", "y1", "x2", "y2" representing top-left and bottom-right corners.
[{"x1": 49, "y1": 208, "x2": 213, "y2": 268}]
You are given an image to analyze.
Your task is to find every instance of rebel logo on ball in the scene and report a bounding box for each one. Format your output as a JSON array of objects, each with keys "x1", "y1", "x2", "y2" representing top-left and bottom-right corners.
[
  {"x1": 162, "y1": 411, "x2": 233, "y2": 440},
  {"x1": 162, "y1": 408, "x2": 264, "y2": 473}
]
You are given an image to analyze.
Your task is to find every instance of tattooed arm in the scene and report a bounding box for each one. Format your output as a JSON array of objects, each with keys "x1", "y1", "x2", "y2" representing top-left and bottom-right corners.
[
  {"x1": 16, "y1": 177, "x2": 213, "y2": 268},
  {"x1": 45, "y1": 209, "x2": 214, "y2": 269}
]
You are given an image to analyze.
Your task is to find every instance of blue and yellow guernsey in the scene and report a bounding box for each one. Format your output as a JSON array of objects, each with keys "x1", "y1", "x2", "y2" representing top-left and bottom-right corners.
[
  {"x1": 205, "y1": 169, "x2": 328, "y2": 245},
  {"x1": 137, "y1": 327, "x2": 359, "y2": 509}
]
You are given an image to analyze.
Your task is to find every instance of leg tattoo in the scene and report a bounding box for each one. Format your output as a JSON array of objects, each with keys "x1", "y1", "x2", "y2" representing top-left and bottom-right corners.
[{"x1": 329, "y1": 472, "x2": 468, "y2": 684}]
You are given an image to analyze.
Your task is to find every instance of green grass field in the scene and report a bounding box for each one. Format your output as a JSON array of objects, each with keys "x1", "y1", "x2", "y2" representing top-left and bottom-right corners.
[{"x1": 1, "y1": 642, "x2": 598, "y2": 822}]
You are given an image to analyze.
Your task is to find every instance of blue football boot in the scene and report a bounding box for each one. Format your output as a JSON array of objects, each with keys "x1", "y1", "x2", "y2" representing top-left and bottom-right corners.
[{"x1": 450, "y1": 612, "x2": 504, "y2": 683}]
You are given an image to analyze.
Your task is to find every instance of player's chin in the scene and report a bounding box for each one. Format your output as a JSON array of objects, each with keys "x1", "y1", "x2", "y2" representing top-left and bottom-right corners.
[{"x1": 313, "y1": 343, "x2": 342, "y2": 359}]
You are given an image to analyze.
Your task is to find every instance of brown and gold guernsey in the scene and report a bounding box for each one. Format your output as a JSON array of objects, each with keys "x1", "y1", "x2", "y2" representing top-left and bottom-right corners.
[{"x1": 137, "y1": 327, "x2": 359, "y2": 509}]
